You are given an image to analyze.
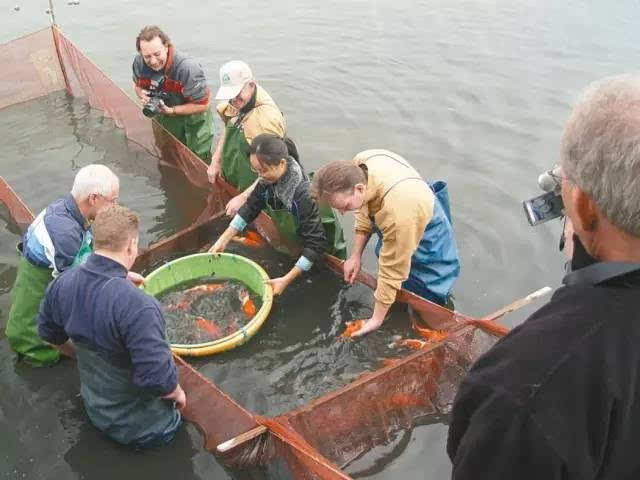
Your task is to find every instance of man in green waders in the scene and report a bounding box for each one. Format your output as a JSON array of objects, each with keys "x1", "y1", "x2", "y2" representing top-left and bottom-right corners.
[
  {"x1": 206, "y1": 61, "x2": 286, "y2": 213},
  {"x1": 5, "y1": 164, "x2": 144, "y2": 366},
  {"x1": 133, "y1": 26, "x2": 214, "y2": 162},
  {"x1": 207, "y1": 61, "x2": 347, "y2": 260}
]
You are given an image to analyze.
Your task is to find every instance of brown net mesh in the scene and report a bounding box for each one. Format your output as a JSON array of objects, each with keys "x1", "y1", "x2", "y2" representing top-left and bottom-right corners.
[
  {"x1": 0, "y1": 26, "x2": 509, "y2": 479},
  {"x1": 0, "y1": 28, "x2": 65, "y2": 110}
]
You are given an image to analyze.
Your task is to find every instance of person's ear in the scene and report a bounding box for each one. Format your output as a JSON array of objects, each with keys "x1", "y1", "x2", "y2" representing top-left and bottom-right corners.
[
  {"x1": 126, "y1": 236, "x2": 137, "y2": 256},
  {"x1": 571, "y1": 188, "x2": 599, "y2": 233},
  {"x1": 354, "y1": 183, "x2": 366, "y2": 196}
]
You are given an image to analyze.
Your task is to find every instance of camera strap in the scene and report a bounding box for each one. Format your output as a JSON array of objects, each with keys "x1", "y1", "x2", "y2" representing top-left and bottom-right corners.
[{"x1": 562, "y1": 262, "x2": 640, "y2": 287}]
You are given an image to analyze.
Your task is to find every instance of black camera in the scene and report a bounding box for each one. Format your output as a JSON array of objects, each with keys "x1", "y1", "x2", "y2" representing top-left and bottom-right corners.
[
  {"x1": 522, "y1": 166, "x2": 565, "y2": 226},
  {"x1": 142, "y1": 78, "x2": 170, "y2": 118}
]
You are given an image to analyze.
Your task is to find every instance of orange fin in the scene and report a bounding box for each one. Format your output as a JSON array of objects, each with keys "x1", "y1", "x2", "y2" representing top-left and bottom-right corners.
[
  {"x1": 230, "y1": 230, "x2": 263, "y2": 248},
  {"x1": 412, "y1": 319, "x2": 447, "y2": 342},
  {"x1": 239, "y1": 290, "x2": 257, "y2": 318},
  {"x1": 340, "y1": 319, "x2": 366, "y2": 338},
  {"x1": 195, "y1": 316, "x2": 222, "y2": 340}
]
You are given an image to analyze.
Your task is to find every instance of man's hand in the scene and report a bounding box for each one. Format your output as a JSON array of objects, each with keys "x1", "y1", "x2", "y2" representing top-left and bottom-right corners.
[
  {"x1": 343, "y1": 254, "x2": 362, "y2": 284},
  {"x1": 209, "y1": 236, "x2": 228, "y2": 255},
  {"x1": 163, "y1": 384, "x2": 187, "y2": 411},
  {"x1": 207, "y1": 158, "x2": 221, "y2": 185},
  {"x1": 134, "y1": 85, "x2": 150, "y2": 105},
  {"x1": 350, "y1": 316, "x2": 384, "y2": 337},
  {"x1": 127, "y1": 271, "x2": 145, "y2": 286},
  {"x1": 225, "y1": 193, "x2": 247, "y2": 217},
  {"x1": 350, "y1": 300, "x2": 390, "y2": 337},
  {"x1": 52, "y1": 339, "x2": 76, "y2": 360},
  {"x1": 265, "y1": 276, "x2": 291, "y2": 296},
  {"x1": 158, "y1": 101, "x2": 175, "y2": 116}
]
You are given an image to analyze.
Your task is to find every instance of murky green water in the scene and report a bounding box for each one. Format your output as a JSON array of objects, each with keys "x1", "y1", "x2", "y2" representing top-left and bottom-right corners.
[{"x1": 2, "y1": 0, "x2": 640, "y2": 477}]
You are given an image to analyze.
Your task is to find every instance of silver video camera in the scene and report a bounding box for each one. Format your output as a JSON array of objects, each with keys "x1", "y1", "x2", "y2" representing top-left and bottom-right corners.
[{"x1": 522, "y1": 165, "x2": 565, "y2": 226}]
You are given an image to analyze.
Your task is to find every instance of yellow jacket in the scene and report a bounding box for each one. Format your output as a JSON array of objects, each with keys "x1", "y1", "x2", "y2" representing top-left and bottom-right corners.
[
  {"x1": 216, "y1": 84, "x2": 285, "y2": 143},
  {"x1": 353, "y1": 150, "x2": 434, "y2": 305}
]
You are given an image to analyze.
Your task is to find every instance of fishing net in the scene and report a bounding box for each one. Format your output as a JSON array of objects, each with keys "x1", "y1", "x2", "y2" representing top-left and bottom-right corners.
[{"x1": 0, "y1": 26, "x2": 509, "y2": 479}]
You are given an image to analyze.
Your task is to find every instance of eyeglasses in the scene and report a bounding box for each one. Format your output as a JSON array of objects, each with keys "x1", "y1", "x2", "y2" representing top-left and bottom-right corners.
[{"x1": 95, "y1": 193, "x2": 119, "y2": 204}]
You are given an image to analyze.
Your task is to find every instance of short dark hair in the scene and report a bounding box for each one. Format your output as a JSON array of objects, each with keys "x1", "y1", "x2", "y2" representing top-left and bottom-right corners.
[
  {"x1": 136, "y1": 26, "x2": 171, "y2": 52},
  {"x1": 93, "y1": 205, "x2": 139, "y2": 251},
  {"x1": 311, "y1": 161, "x2": 367, "y2": 202},
  {"x1": 249, "y1": 133, "x2": 288, "y2": 167}
]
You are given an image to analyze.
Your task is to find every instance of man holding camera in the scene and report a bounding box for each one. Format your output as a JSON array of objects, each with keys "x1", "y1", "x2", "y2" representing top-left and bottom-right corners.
[
  {"x1": 447, "y1": 75, "x2": 640, "y2": 478},
  {"x1": 132, "y1": 25, "x2": 214, "y2": 162}
]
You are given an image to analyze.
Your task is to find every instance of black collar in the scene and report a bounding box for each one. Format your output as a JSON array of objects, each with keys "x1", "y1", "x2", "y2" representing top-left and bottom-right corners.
[{"x1": 563, "y1": 235, "x2": 640, "y2": 286}]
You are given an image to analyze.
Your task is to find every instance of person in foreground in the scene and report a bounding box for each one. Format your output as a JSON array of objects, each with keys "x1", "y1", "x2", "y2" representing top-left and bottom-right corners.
[
  {"x1": 209, "y1": 134, "x2": 327, "y2": 296},
  {"x1": 5, "y1": 164, "x2": 129, "y2": 366},
  {"x1": 38, "y1": 205, "x2": 185, "y2": 448},
  {"x1": 133, "y1": 25, "x2": 214, "y2": 162},
  {"x1": 311, "y1": 150, "x2": 460, "y2": 336},
  {"x1": 447, "y1": 74, "x2": 640, "y2": 479},
  {"x1": 206, "y1": 61, "x2": 286, "y2": 216}
]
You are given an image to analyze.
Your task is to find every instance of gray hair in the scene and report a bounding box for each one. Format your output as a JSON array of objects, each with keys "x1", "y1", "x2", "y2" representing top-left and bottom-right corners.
[
  {"x1": 70, "y1": 164, "x2": 119, "y2": 201},
  {"x1": 561, "y1": 74, "x2": 640, "y2": 236}
]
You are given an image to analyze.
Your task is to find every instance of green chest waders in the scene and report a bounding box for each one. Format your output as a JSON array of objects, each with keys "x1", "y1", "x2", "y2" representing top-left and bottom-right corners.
[
  {"x1": 263, "y1": 197, "x2": 347, "y2": 261},
  {"x1": 5, "y1": 232, "x2": 93, "y2": 366},
  {"x1": 155, "y1": 108, "x2": 214, "y2": 163},
  {"x1": 220, "y1": 121, "x2": 258, "y2": 192}
]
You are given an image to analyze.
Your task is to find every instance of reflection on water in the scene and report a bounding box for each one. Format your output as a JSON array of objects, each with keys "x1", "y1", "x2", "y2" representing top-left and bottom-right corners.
[{"x1": 0, "y1": 91, "x2": 209, "y2": 247}]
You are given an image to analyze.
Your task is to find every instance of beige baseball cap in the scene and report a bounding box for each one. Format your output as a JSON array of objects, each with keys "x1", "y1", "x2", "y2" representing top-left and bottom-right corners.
[{"x1": 215, "y1": 60, "x2": 253, "y2": 100}]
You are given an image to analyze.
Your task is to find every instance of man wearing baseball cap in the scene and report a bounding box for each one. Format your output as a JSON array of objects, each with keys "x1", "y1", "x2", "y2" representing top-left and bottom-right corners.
[{"x1": 207, "y1": 61, "x2": 286, "y2": 216}]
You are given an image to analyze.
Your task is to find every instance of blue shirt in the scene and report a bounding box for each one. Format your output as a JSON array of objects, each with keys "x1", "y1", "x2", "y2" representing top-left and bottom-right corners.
[
  {"x1": 23, "y1": 194, "x2": 92, "y2": 276},
  {"x1": 37, "y1": 253, "x2": 177, "y2": 396}
]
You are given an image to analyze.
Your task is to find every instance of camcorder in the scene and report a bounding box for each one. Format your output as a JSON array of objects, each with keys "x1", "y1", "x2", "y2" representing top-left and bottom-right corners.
[
  {"x1": 142, "y1": 78, "x2": 170, "y2": 118},
  {"x1": 522, "y1": 165, "x2": 565, "y2": 226}
]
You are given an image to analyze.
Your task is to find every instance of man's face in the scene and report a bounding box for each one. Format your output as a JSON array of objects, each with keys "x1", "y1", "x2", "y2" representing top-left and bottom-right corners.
[
  {"x1": 229, "y1": 82, "x2": 255, "y2": 110},
  {"x1": 139, "y1": 36, "x2": 168, "y2": 71},
  {"x1": 328, "y1": 185, "x2": 366, "y2": 215},
  {"x1": 89, "y1": 184, "x2": 120, "y2": 220}
]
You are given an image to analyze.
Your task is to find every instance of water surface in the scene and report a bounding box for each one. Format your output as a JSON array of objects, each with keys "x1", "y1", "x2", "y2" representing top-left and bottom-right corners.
[{"x1": 3, "y1": 0, "x2": 639, "y2": 477}]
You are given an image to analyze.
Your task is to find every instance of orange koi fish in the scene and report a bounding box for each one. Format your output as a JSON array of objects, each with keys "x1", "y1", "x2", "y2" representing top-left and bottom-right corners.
[
  {"x1": 239, "y1": 289, "x2": 257, "y2": 318},
  {"x1": 230, "y1": 230, "x2": 263, "y2": 248},
  {"x1": 183, "y1": 283, "x2": 225, "y2": 296},
  {"x1": 167, "y1": 283, "x2": 225, "y2": 312},
  {"x1": 412, "y1": 321, "x2": 447, "y2": 342},
  {"x1": 395, "y1": 338, "x2": 428, "y2": 350},
  {"x1": 195, "y1": 316, "x2": 223, "y2": 340},
  {"x1": 340, "y1": 319, "x2": 366, "y2": 339}
]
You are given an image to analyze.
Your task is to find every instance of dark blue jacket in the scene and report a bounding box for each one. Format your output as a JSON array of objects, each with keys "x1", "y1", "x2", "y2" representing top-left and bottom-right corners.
[
  {"x1": 23, "y1": 194, "x2": 91, "y2": 276},
  {"x1": 37, "y1": 254, "x2": 177, "y2": 396}
]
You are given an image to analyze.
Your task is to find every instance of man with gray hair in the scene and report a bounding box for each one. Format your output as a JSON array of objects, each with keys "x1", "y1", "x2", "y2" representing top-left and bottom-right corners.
[
  {"x1": 447, "y1": 75, "x2": 640, "y2": 478},
  {"x1": 6, "y1": 164, "x2": 142, "y2": 366}
]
